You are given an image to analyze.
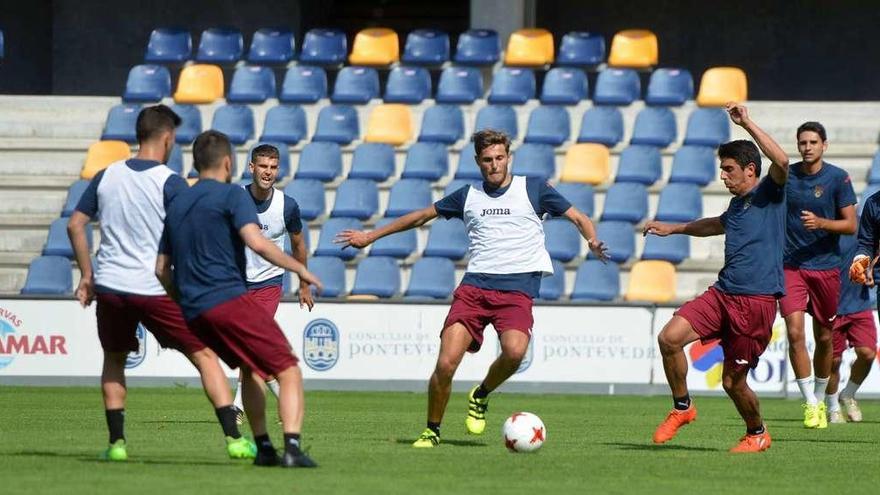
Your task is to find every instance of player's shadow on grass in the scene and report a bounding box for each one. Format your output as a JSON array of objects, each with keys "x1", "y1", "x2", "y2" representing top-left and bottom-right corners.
[
  {"x1": 5, "y1": 450, "x2": 231, "y2": 466},
  {"x1": 5, "y1": 450, "x2": 98, "y2": 462},
  {"x1": 601, "y1": 442, "x2": 720, "y2": 452},
  {"x1": 394, "y1": 439, "x2": 488, "y2": 447},
  {"x1": 771, "y1": 437, "x2": 877, "y2": 445},
  {"x1": 141, "y1": 420, "x2": 217, "y2": 424}
]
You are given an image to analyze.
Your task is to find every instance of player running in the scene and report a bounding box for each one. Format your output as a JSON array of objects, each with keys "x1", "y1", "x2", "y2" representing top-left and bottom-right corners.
[
  {"x1": 335, "y1": 129, "x2": 608, "y2": 448},
  {"x1": 645, "y1": 103, "x2": 788, "y2": 453},
  {"x1": 67, "y1": 106, "x2": 255, "y2": 461},
  {"x1": 156, "y1": 130, "x2": 322, "y2": 468}
]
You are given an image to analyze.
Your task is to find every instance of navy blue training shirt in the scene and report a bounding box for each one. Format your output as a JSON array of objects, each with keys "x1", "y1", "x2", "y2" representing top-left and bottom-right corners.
[{"x1": 837, "y1": 233, "x2": 873, "y2": 316}]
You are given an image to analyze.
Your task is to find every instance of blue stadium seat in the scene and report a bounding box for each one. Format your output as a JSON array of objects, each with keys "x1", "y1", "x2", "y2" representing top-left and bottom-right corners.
[
  {"x1": 188, "y1": 153, "x2": 238, "y2": 179},
  {"x1": 167, "y1": 145, "x2": 183, "y2": 175},
  {"x1": 227, "y1": 66, "x2": 276, "y2": 103},
  {"x1": 385, "y1": 179, "x2": 433, "y2": 217},
  {"x1": 424, "y1": 218, "x2": 468, "y2": 259},
  {"x1": 555, "y1": 183, "x2": 595, "y2": 217},
  {"x1": 315, "y1": 217, "x2": 363, "y2": 260},
  {"x1": 123, "y1": 65, "x2": 172, "y2": 102},
  {"x1": 524, "y1": 106, "x2": 570, "y2": 146},
  {"x1": 646, "y1": 68, "x2": 694, "y2": 106},
  {"x1": 684, "y1": 108, "x2": 730, "y2": 147},
  {"x1": 593, "y1": 221, "x2": 634, "y2": 263},
  {"x1": 101, "y1": 104, "x2": 141, "y2": 143},
  {"x1": 512, "y1": 143, "x2": 556, "y2": 180},
  {"x1": 145, "y1": 28, "x2": 191, "y2": 63},
  {"x1": 556, "y1": 32, "x2": 605, "y2": 67},
  {"x1": 543, "y1": 218, "x2": 580, "y2": 262},
  {"x1": 331, "y1": 179, "x2": 379, "y2": 220},
  {"x1": 576, "y1": 106, "x2": 624, "y2": 146},
  {"x1": 20, "y1": 256, "x2": 72, "y2": 295},
  {"x1": 350, "y1": 256, "x2": 400, "y2": 298},
  {"x1": 540, "y1": 67, "x2": 589, "y2": 105},
  {"x1": 248, "y1": 28, "x2": 295, "y2": 64},
  {"x1": 402, "y1": 142, "x2": 449, "y2": 181},
  {"x1": 300, "y1": 28, "x2": 348, "y2": 66},
  {"x1": 196, "y1": 27, "x2": 243, "y2": 63},
  {"x1": 615, "y1": 145, "x2": 662, "y2": 185},
  {"x1": 307, "y1": 256, "x2": 347, "y2": 297},
  {"x1": 474, "y1": 105, "x2": 518, "y2": 140},
  {"x1": 601, "y1": 183, "x2": 648, "y2": 223},
  {"x1": 593, "y1": 68, "x2": 641, "y2": 106},
  {"x1": 444, "y1": 179, "x2": 479, "y2": 196},
  {"x1": 43, "y1": 218, "x2": 92, "y2": 258},
  {"x1": 384, "y1": 66, "x2": 431, "y2": 104},
  {"x1": 210, "y1": 104, "x2": 254, "y2": 145},
  {"x1": 280, "y1": 66, "x2": 328, "y2": 104},
  {"x1": 283, "y1": 179, "x2": 326, "y2": 220},
  {"x1": 642, "y1": 234, "x2": 690, "y2": 264},
  {"x1": 241, "y1": 142, "x2": 290, "y2": 179},
  {"x1": 488, "y1": 67, "x2": 536, "y2": 105},
  {"x1": 655, "y1": 183, "x2": 703, "y2": 222},
  {"x1": 454, "y1": 143, "x2": 482, "y2": 180},
  {"x1": 418, "y1": 105, "x2": 464, "y2": 144},
  {"x1": 295, "y1": 141, "x2": 342, "y2": 181},
  {"x1": 331, "y1": 66, "x2": 380, "y2": 104},
  {"x1": 260, "y1": 105, "x2": 307, "y2": 144},
  {"x1": 170, "y1": 104, "x2": 202, "y2": 144},
  {"x1": 630, "y1": 107, "x2": 677, "y2": 147},
  {"x1": 571, "y1": 260, "x2": 620, "y2": 301},
  {"x1": 348, "y1": 143, "x2": 396, "y2": 182},
  {"x1": 312, "y1": 104, "x2": 359, "y2": 144},
  {"x1": 669, "y1": 145, "x2": 717, "y2": 186},
  {"x1": 538, "y1": 259, "x2": 567, "y2": 301},
  {"x1": 435, "y1": 66, "x2": 483, "y2": 104},
  {"x1": 454, "y1": 29, "x2": 501, "y2": 65},
  {"x1": 869, "y1": 151, "x2": 880, "y2": 184},
  {"x1": 405, "y1": 257, "x2": 455, "y2": 299},
  {"x1": 402, "y1": 29, "x2": 450, "y2": 65},
  {"x1": 61, "y1": 180, "x2": 90, "y2": 217},
  {"x1": 369, "y1": 218, "x2": 417, "y2": 258}
]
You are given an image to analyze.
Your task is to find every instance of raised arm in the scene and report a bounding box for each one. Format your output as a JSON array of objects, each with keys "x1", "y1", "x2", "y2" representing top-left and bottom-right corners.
[
  {"x1": 241, "y1": 223, "x2": 323, "y2": 293},
  {"x1": 644, "y1": 217, "x2": 725, "y2": 238},
  {"x1": 561, "y1": 207, "x2": 609, "y2": 261},
  {"x1": 726, "y1": 102, "x2": 789, "y2": 186},
  {"x1": 335, "y1": 205, "x2": 439, "y2": 249},
  {"x1": 67, "y1": 211, "x2": 95, "y2": 307}
]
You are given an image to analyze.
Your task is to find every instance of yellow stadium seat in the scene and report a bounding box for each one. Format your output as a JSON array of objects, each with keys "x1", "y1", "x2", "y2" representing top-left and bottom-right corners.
[
  {"x1": 81, "y1": 141, "x2": 131, "y2": 179},
  {"x1": 560, "y1": 143, "x2": 610, "y2": 185},
  {"x1": 625, "y1": 260, "x2": 676, "y2": 303},
  {"x1": 504, "y1": 28, "x2": 554, "y2": 66},
  {"x1": 364, "y1": 104, "x2": 413, "y2": 146},
  {"x1": 349, "y1": 28, "x2": 400, "y2": 65},
  {"x1": 696, "y1": 67, "x2": 748, "y2": 107},
  {"x1": 173, "y1": 64, "x2": 224, "y2": 104},
  {"x1": 608, "y1": 29, "x2": 658, "y2": 68},
  {"x1": 186, "y1": 177, "x2": 199, "y2": 186},
  {"x1": 347, "y1": 294, "x2": 379, "y2": 301}
]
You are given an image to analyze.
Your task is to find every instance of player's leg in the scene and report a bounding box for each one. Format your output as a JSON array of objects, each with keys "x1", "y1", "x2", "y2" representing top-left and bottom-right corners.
[
  {"x1": 825, "y1": 322, "x2": 847, "y2": 423},
  {"x1": 232, "y1": 370, "x2": 245, "y2": 423},
  {"x1": 806, "y1": 269, "x2": 840, "y2": 426},
  {"x1": 841, "y1": 346, "x2": 876, "y2": 422},
  {"x1": 653, "y1": 315, "x2": 701, "y2": 444},
  {"x1": 240, "y1": 364, "x2": 279, "y2": 465},
  {"x1": 271, "y1": 364, "x2": 314, "y2": 466},
  {"x1": 723, "y1": 364, "x2": 771, "y2": 453},
  {"x1": 467, "y1": 329, "x2": 530, "y2": 435},
  {"x1": 780, "y1": 268, "x2": 818, "y2": 416}
]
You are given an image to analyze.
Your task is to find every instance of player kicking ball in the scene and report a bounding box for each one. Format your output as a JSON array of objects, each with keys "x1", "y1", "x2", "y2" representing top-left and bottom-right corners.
[
  {"x1": 335, "y1": 129, "x2": 608, "y2": 448},
  {"x1": 645, "y1": 103, "x2": 788, "y2": 453}
]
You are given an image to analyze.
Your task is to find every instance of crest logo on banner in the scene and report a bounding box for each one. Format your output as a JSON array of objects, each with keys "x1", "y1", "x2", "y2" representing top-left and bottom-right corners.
[
  {"x1": 125, "y1": 323, "x2": 147, "y2": 369},
  {"x1": 303, "y1": 318, "x2": 340, "y2": 371}
]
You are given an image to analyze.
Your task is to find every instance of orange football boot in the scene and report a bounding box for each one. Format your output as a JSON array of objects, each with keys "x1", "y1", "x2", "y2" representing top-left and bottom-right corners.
[
  {"x1": 729, "y1": 430, "x2": 771, "y2": 453},
  {"x1": 652, "y1": 405, "x2": 697, "y2": 444}
]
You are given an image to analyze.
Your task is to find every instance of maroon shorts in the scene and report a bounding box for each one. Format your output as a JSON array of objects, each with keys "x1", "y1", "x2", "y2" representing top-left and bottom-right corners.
[
  {"x1": 443, "y1": 284, "x2": 533, "y2": 353},
  {"x1": 832, "y1": 310, "x2": 878, "y2": 358},
  {"x1": 778, "y1": 266, "x2": 840, "y2": 325},
  {"x1": 188, "y1": 294, "x2": 297, "y2": 379},
  {"x1": 248, "y1": 284, "x2": 283, "y2": 316},
  {"x1": 96, "y1": 292, "x2": 206, "y2": 355},
  {"x1": 675, "y1": 286, "x2": 777, "y2": 370}
]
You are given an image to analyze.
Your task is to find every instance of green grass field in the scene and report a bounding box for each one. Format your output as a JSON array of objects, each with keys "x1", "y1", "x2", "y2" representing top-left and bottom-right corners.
[{"x1": 2, "y1": 386, "x2": 878, "y2": 494}]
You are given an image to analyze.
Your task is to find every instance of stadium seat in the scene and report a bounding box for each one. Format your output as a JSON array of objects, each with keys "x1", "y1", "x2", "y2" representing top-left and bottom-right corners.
[
  {"x1": 43, "y1": 218, "x2": 91, "y2": 258},
  {"x1": 332, "y1": 66, "x2": 380, "y2": 104},
  {"x1": 331, "y1": 179, "x2": 379, "y2": 220},
  {"x1": 488, "y1": 67, "x2": 536, "y2": 104},
  {"x1": 539, "y1": 259, "x2": 566, "y2": 301},
  {"x1": 170, "y1": 104, "x2": 202, "y2": 144},
  {"x1": 123, "y1": 65, "x2": 172, "y2": 102},
  {"x1": 436, "y1": 66, "x2": 484, "y2": 104},
  {"x1": 384, "y1": 66, "x2": 431, "y2": 104},
  {"x1": 402, "y1": 142, "x2": 449, "y2": 181},
  {"x1": 61, "y1": 180, "x2": 90, "y2": 217},
  {"x1": 571, "y1": 260, "x2": 620, "y2": 301},
  {"x1": 295, "y1": 141, "x2": 342, "y2": 181},
  {"x1": 349, "y1": 28, "x2": 400, "y2": 66},
  {"x1": 350, "y1": 256, "x2": 400, "y2": 298},
  {"x1": 576, "y1": 106, "x2": 624, "y2": 146},
  {"x1": 369, "y1": 218, "x2": 418, "y2": 258},
  {"x1": 601, "y1": 183, "x2": 648, "y2": 223},
  {"x1": 540, "y1": 67, "x2": 589, "y2": 105},
  {"x1": 145, "y1": 28, "x2": 191, "y2": 63},
  {"x1": 20, "y1": 256, "x2": 73, "y2": 295},
  {"x1": 559, "y1": 143, "x2": 610, "y2": 185},
  {"x1": 364, "y1": 104, "x2": 413, "y2": 146},
  {"x1": 444, "y1": 179, "x2": 479, "y2": 197},
  {"x1": 227, "y1": 65, "x2": 276, "y2": 104},
  {"x1": 454, "y1": 29, "x2": 501, "y2": 66},
  {"x1": 696, "y1": 67, "x2": 748, "y2": 107},
  {"x1": 315, "y1": 217, "x2": 363, "y2": 260},
  {"x1": 625, "y1": 260, "x2": 676, "y2": 303},
  {"x1": 101, "y1": 104, "x2": 141, "y2": 143},
  {"x1": 554, "y1": 182, "x2": 595, "y2": 217},
  {"x1": 630, "y1": 107, "x2": 677, "y2": 147},
  {"x1": 280, "y1": 65, "x2": 328, "y2": 103},
  {"x1": 615, "y1": 145, "x2": 662, "y2": 185},
  {"x1": 453, "y1": 142, "x2": 482, "y2": 180},
  {"x1": 196, "y1": 27, "x2": 243, "y2": 63},
  {"x1": 594, "y1": 68, "x2": 641, "y2": 105},
  {"x1": 300, "y1": 28, "x2": 347, "y2": 65},
  {"x1": 241, "y1": 142, "x2": 290, "y2": 179},
  {"x1": 543, "y1": 218, "x2": 580, "y2": 262},
  {"x1": 173, "y1": 64, "x2": 224, "y2": 104},
  {"x1": 646, "y1": 68, "x2": 694, "y2": 106},
  {"x1": 556, "y1": 31, "x2": 605, "y2": 67},
  {"x1": 860, "y1": 184, "x2": 880, "y2": 218},
  {"x1": 402, "y1": 29, "x2": 449, "y2": 65},
  {"x1": 81, "y1": 141, "x2": 131, "y2": 179},
  {"x1": 524, "y1": 106, "x2": 570, "y2": 146},
  {"x1": 210, "y1": 104, "x2": 254, "y2": 145},
  {"x1": 247, "y1": 28, "x2": 295, "y2": 64},
  {"x1": 512, "y1": 143, "x2": 556, "y2": 180},
  {"x1": 187, "y1": 151, "x2": 237, "y2": 180},
  {"x1": 307, "y1": 256, "x2": 347, "y2": 297},
  {"x1": 167, "y1": 144, "x2": 183, "y2": 175},
  {"x1": 348, "y1": 142, "x2": 396, "y2": 181},
  {"x1": 424, "y1": 218, "x2": 468, "y2": 259},
  {"x1": 593, "y1": 221, "x2": 635, "y2": 263},
  {"x1": 418, "y1": 105, "x2": 464, "y2": 144},
  {"x1": 868, "y1": 151, "x2": 880, "y2": 184},
  {"x1": 607, "y1": 29, "x2": 658, "y2": 68},
  {"x1": 683, "y1": 108, "x2": 730, "y2": 147},
  {"x1": 474, "y1": 105, "x2": 518, "y2": 140},
  {"x1": 260, "y1": 105, "x2": 307, "y2": 144},
  {"x1": 283, "y1": 179, "x2": 326, "y2": 220},
  {"x1": 642, "y1": 234, "x2": 690, "y2": 264},
  {"x1": 312, "y1": 104, "x2": 360, "y2": 144},
  {"x1": 405, "y1": 257, "x2": 455, "y2": 299},
  {"x1": 655, "y1": 183, "x2": 703, "y2": 222},
  {"x1": 669, "y1": 145, "x2": 717, "y2": 186},
  {"x1": 504, "y1": 28, "x2": 554, "y2": 66}
]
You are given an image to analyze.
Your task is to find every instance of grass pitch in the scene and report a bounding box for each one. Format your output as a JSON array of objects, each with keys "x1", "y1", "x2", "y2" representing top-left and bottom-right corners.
[{"x1": 1, "y1": 386, "x2": 878, "y2": 494}]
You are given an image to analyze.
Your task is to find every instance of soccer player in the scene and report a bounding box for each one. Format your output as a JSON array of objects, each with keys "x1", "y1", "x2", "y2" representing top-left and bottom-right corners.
[
  {"x1": 156, "y1": 130, "x2": 322, "y2": 468},
  {"x1": 645, "y1": 103, "x2": 788, "y2": 453},
  {"x1": 67, "y1": 105, "x2": 255, "y2": 461},
  {"x1": 335, "y1": 129, "x2": 608, "y2": 448},
  {"x1": 778, "y1": 121, "x2": 856, "y2": 429}
]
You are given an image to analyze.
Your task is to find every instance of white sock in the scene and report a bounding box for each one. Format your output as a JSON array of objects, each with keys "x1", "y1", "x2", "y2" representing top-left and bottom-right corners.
[
  {"x1": 233, "y1": 379, "x2": 244, "y2": 410},
  {"x1": 266, "y1": 379, "x2": 281, "y2": 399},
  {"x1": 826, "y1": 391, "x2": 841, "y2": 412},
  {"x1": 796, "y1": 377, "x2": 817, "y2": 405},
  {"x1": 814, "y1": 376, "x2": 829, "y2": 404},
  {"x1": 841, "y1": 379, "x2": 862, "y2": 400}
]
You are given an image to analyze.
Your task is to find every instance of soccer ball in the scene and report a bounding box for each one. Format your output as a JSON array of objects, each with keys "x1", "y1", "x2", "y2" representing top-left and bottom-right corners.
[{"x1": 502, "y1": 412, "x2": 546, "y2": 453}]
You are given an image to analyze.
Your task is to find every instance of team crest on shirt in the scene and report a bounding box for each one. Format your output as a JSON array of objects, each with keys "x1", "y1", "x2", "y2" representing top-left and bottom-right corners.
[
  {"x1": 814, "y1": 185, "x2": 824, "y2": 198},
  {"x1": 302, "y1": 318, "x2": 339, "y2": 371},
  {"x1": 742, "y1": 197, "x2": 752, "y2": 211},
  {"x1": 125, "y1": 323, "x2": 147, "y2": 369}
]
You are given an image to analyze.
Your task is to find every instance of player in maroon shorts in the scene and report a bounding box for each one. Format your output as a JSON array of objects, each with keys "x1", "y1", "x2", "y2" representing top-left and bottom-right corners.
[{"x1": 644, "y1": 103, "x2": 789, "y2": 453}]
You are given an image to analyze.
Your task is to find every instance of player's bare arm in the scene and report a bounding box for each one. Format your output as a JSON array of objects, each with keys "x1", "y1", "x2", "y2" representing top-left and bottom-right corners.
[
  {"x1": 335, "y1": 205, "x2": 440, "y2": 249},
  {"x1": 561, "y1": 207, "x2": 609, "y2": 261},
  {"x1": 801, "y1": 205, "x2": 857, "y2": 234},
  {"x1": 726, "y1": 102, "x2": 789, "y2": 185},
  {"x1": 644, "y1": 217, "x2": 725, "y2": 238},
  {"x1": 154, "y1": 253, "x2": 180, "y2": 301},
  {"x1": 240, "y1": 223, "x2": 324, "y2": 294},
  {"x1": 67, "y1": 210, "x2": 95, "y2": 307},
  {"x1": 290, "y1": 230, "x2": 314, "y2": 310}
]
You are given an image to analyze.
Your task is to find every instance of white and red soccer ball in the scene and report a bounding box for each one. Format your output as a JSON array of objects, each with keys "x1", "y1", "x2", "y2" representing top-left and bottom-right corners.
[{"x1": 502, "y1": 412, "x2": 546, "y2": 453}]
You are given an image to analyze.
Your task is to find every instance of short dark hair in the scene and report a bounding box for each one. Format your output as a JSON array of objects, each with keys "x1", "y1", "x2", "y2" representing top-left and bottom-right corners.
[
  {"x1": 797, "y1": 121, "x2": 827, "y2": 142},
  {"x1": 472, "y1": 129, "x2": 511, "y2": 156},
  {"x1": 135, "y1": 104, "x2": 181, "y2": 142},
  {"x1": 251, "y1": 143, "x2": 279, "y2": 162},
  {"x1": 718, "y1": 140, "x2": 762, "y2": 176},
  {"x1": 192, "y1": 130, "x2": 232, "y2": 172}
]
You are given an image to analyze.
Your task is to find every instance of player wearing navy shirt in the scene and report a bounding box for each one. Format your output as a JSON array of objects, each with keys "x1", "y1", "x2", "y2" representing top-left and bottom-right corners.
[
  {"x1": 644, "y1": 103, "x2": 788, "y2": 453},
  {"x1": 336, "y1": 129, "x2": 609, "y2": 448}
]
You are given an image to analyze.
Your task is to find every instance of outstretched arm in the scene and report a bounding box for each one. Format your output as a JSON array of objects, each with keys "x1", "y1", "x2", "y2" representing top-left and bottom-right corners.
[
  {"x1": 726, "y1": 102, "x2": 789, "y2": 186},
  {"x1": 561, "y1": 207, "x2": 609, "y2": 261},
  {"x1": 335, "y1": 206, "x2": 439, "y2": 249},
  {"x1": 644, "y1": 217, "x2": 725, "y2": 238},
  {"x1": 240, "y1": 223, "x2": 323, "y2": 293}
]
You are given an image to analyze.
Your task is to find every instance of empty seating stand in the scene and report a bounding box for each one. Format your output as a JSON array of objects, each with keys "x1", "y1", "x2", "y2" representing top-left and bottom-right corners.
[
  {"x1": 101, "y1": 104, "x2": 141, "y2": 143},
  {"x1": 402, "y1": 29, "x2": 450, "y2": 65},
  {"x1": 405, "y1": 257, "x2": 455, "y2": 299},
  {"x1": 173, "y1": 64, "x2": 224, "y2": 104},
  {"x1": 332, "y1": 66, "x2": 380, "y2": 104},
  {"x1": 211, "y1": 104, "x2": 255, "y2": 145},
  {"x1": 331, "y1": 179, "x2": 379, "y2": 220},
  {"x1": 170, "y1": 104, "x2": 202, "y2": 144},
  {"x1": 280, "y1": 66, "x2": 328, "y2": 103},
  {"x1": 364, "y1": 104, "x2": 413, "y2": 146},
  {"x1": 20, "y1": 256, "x2": 73, "y2": 295},
  {"x1": 608, "y1": 29, "x2": 658, "y2": 69},
  {"x1": 436, "y1": 66, "x2": 483, "y2": 104},
  {"x1": 540, "y1": 67, "x2": 589, "y2": 105},
  {"x1": 123, "y1": 65, "x2": 172, "y2": 102},
  {"x1": 348, "y1": 142, "x2": 396, "y2": 182},
  {"x1": 295, "y1": 141, "x2": 343, "y2": 182},
  {"x1": 539, "y1": 259, "x2": 566, "y2": 300},
  {"x1": 283, "y1": 179, "x2": 326, "y2": 220},
  {"x1": 418, "y1": 105, "x2": 464, "y2": 144},
  {"x1": 577, "y1": 106, "x2": 623, "y2": 147},
  {"x1": 370, "y1": 218, "x2": 417, "y2": 258},
  {"x1": 349, "y1": 28, "x2": 400, "y2": 66},
  {"x1": 625, "y1": 260, "x2": 676, "y2": 302},
  {"x1": 594, "y1": 68, "x2": 641, "y2": 105},
  {"x1": 556, "y1": 31, "x2": 605, "y2": 67},
  {"x1": 350, "y1": 256, "x2": 400, "y2": 298},
  {"x1": 145, "y1": 28, "x2": 191, "y2": 63},
  {"x1": 227, "y1": 66, "x2": 276, "y2": 103},
  {"x1": 300, "y1": 28, "x2": 347, "y2": 66},
  {"x1": 669, "y1": 145, "x2": 717, "y2": 186},
  {"x1": 684, "y1": 108, "x2": 730, "y2": 147},
  {"x1": 196, "y1": 27, "x2": 243, "y2": 64},
  {"x1": 81, "y1": 141, "x2": 131, "y2": 179},
  {"x1": 524, "y1": 106, "x2": 571, "y2": 146},
  {"x1": 488, "y1": 67, "x2": 536, "y2": 104},
  {"x1": 454, "y1": 29, "x2": 500, "y2": 66},
  {"x1": 697, "y1": 67, "x2": 748, "y2": 107},
  {"x1": 571, "y1": 260, "x2": 620, "y2": 301},
  {"x1": 384, "y1": 66, "x2": 431, "y2": 104},
  {"x1": 313, "y1": 105, "x2": 360, "y2": 144},
  {"x1": 646, "y1": 68, "x2": 694, "y2": 106},
  {"x1": 260, "y1": 105, "x2": 307, "y2": 144},
  {"x1": 248, "y1": 28, "x2": 295, "y2": 64},
  {"x1": 559, "y1": 143, "x2": 610, "y2": 185},
  {"x1": 504, "y1": 28, "x2": 554, "y2": 67},
  {"x1": 307, "y1": 256, "x2": 347, "y2": 297},
  {"x1": 630, "y1": 107, "x2": 677, "y2": 147},
  {"x1": 402, "y1": 142, "x2": 449, "y2": 181}
]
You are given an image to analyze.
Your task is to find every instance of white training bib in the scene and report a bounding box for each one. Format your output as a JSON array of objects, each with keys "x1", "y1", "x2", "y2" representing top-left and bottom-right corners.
[{"x1": 244, "y1": 187, "x2": 288, "y2": 283}]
